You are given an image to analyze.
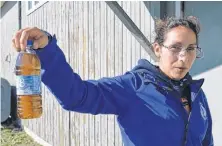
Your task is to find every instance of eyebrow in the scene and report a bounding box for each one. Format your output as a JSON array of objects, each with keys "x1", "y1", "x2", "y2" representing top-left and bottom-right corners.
[
  {"x1": 171, "y1": 42, "x2": 197, "y2": 46},
  {"x1": 188, "y1": 43, "x2": 198, "y2": 47}
]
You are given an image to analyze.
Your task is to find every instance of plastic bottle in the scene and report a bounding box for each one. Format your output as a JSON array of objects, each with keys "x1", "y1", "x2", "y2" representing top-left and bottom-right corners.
[{"x1": 15, "y1": 40, "x2": 42, "y2": 119}]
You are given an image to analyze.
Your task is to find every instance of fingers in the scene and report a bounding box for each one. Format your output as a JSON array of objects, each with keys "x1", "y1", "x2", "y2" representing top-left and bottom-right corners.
[
  {"x1": 19, "y1": 28, "x2": 32, "y2": 50},
  {"x1": 20, "y1": 27, "x2": 42, "y2": 50},
  {"x1": 12, "y1": 39, "x2": 20, "y2": 52},
  {"x1": 12, "y1": 28, "x2": 27, "y2": 51},
  {"x1": 12, "y1": 27, "x2": 44, "y2": 51}
]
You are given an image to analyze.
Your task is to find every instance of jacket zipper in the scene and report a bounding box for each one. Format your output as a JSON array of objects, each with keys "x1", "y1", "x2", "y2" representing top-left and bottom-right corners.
[
  {"x1": 182, "y1": 87, "x2": 202, "y2": 146},
  {"x1": 183, "y1": 112, "x2": 191, "y2": 146}
]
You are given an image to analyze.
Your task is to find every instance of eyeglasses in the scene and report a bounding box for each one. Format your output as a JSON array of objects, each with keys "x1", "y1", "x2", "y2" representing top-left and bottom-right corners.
[{"x1": 161, "y1": 44, "x2": 204, "y2": 58}]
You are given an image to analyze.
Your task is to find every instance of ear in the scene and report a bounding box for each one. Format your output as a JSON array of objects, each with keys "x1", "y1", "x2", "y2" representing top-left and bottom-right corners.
[{"x1": 152, "y1": 42, "x2": 162, "y2": 58}]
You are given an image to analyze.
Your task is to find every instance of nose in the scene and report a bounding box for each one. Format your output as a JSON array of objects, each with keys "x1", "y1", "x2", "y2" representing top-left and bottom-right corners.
[{"x1": 178, "y1": 50, "x2": 189, "y2": 62}]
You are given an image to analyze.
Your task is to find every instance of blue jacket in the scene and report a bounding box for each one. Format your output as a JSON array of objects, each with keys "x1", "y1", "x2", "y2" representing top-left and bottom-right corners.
[{"x1": 35, "y1": 36, "x2": 214, "y2": 146}]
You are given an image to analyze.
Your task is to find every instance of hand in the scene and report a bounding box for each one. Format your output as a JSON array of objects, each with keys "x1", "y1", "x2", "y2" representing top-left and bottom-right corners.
[{"x1": 12, "y1": 27, "x2": 49, "y2": 51}]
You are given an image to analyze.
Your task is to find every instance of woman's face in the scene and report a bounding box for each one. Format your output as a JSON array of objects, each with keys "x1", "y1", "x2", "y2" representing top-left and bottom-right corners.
[{"x1": 154, "y1": 26, "x2": 197, "y2": 80}]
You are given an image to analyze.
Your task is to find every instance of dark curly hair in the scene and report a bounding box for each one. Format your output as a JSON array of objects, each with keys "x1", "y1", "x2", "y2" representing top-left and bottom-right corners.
[{"x1": 154, "y1": 16, "x2": 201, "y2": 45}]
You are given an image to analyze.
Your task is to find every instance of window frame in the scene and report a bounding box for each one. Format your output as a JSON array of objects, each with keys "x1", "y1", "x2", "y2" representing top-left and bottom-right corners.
[{"x1": 26, "y1": 1, "x2": 48, "y2": 15}]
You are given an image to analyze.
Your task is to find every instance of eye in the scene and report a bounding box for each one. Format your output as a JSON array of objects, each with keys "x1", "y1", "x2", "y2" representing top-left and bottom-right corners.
[
  {"x1": 187, "y1": 47, "x2": 196, "y2": 51},
  {"x1": 170, "y1": 45, "x2": 183, "y2": 52}
]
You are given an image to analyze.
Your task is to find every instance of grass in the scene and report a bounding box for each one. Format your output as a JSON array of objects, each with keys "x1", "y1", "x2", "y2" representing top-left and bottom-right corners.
[{"x1": 1, "y1": 128, "x2": 42, "y2": 146}]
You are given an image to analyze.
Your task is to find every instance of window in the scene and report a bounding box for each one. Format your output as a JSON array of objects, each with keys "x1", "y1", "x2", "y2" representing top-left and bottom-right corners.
[{"x1": 26, "y1": 1, "x2": 47, "y2": 15}]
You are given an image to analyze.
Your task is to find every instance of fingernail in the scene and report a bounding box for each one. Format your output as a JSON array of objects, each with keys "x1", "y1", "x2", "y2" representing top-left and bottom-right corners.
[
  {"x1": 33, "y1": 43, "x2": 38, "y2": 49},
  {"x1": 33, "y1": 45, "x2": 37, "y2": 49},
  {"x1": 21, "y1": 44, "x2": 26, "y2": 50},
  {"x1": 16, "y1": 48, "x2": 21, "y2": 52}
]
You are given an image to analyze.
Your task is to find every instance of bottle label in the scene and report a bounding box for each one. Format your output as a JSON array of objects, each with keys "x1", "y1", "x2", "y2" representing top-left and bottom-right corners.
[{"x1": 16, "y1": 75, "x2": 41, "y2": 95}]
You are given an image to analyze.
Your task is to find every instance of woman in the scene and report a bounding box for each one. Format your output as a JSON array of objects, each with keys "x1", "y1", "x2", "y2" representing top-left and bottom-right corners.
[{"x1": 12, "y1": 16, "x2": 213, "y2": 146}]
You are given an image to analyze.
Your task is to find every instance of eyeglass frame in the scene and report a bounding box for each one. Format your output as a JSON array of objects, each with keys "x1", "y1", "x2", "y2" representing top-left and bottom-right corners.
[{"x1": 161, "y1": 44, "x2": 204, "y2": 59}]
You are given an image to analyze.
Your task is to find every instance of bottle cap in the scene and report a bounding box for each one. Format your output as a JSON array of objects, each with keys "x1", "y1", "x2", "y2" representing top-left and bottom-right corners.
[{"x1": 27, "y1": 40, "x2": 33, "y2": 46}]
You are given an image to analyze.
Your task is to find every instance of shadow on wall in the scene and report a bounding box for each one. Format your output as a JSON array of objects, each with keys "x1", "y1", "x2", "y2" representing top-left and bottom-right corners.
[
  {"x1": 144, "y1": 1, "x2": 222, "y2": 76},
  {"x1": 10, "y1": 86, "x2": 19, "y2": 122},
  {"x1": 0, "y1": 1, "x2": 17, "y2": 18}
]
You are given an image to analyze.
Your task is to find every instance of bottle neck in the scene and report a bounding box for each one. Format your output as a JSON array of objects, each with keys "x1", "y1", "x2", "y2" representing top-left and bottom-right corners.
[{"x1": 25, "y1": 46, "x2": 36, "y2": 54}]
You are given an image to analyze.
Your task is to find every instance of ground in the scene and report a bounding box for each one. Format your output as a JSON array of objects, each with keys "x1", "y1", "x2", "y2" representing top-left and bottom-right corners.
[{"x1": 1, "y1": 128, "x2": 42, "y2": 146}]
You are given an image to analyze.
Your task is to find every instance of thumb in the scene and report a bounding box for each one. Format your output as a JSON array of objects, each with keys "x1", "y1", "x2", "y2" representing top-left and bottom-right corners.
[
  {"x1": 33, "y1": 35, "x2": 48, "y2": 49},
  {"x1": 33, "y1": 40, "x2": 39, "y2": 49}
]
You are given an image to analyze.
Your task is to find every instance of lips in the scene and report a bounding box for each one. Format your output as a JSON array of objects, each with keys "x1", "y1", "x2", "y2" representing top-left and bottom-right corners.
[
  {"x1": 175, "y1": 67, "x2": 187, "y2": 71},
  {"x1": 176, "y1": 67, "x2": 187, "y2": 69}
]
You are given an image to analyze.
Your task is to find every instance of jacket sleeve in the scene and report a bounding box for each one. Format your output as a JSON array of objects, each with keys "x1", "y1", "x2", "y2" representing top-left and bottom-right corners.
[
  {"x1": 35, "y1": 36, "x2": 137, "y2": 115},
  {"x1": 202, "y1": 92, "x2": 214, "y2": 146}
]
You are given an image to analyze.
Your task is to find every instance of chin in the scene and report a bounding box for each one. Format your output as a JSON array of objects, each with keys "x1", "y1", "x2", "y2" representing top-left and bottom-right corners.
[
  {"x1": 171, "y1": 73, "x2": 187, "y2": 80},
  {"x1": 170, "y1": 68, "x2": 189, "y2": 80}
]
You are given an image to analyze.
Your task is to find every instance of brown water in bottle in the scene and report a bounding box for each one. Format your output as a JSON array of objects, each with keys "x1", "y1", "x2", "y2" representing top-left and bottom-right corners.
[{"x1": 15, "y1": 42, "x2": 42, "y2": 119}]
